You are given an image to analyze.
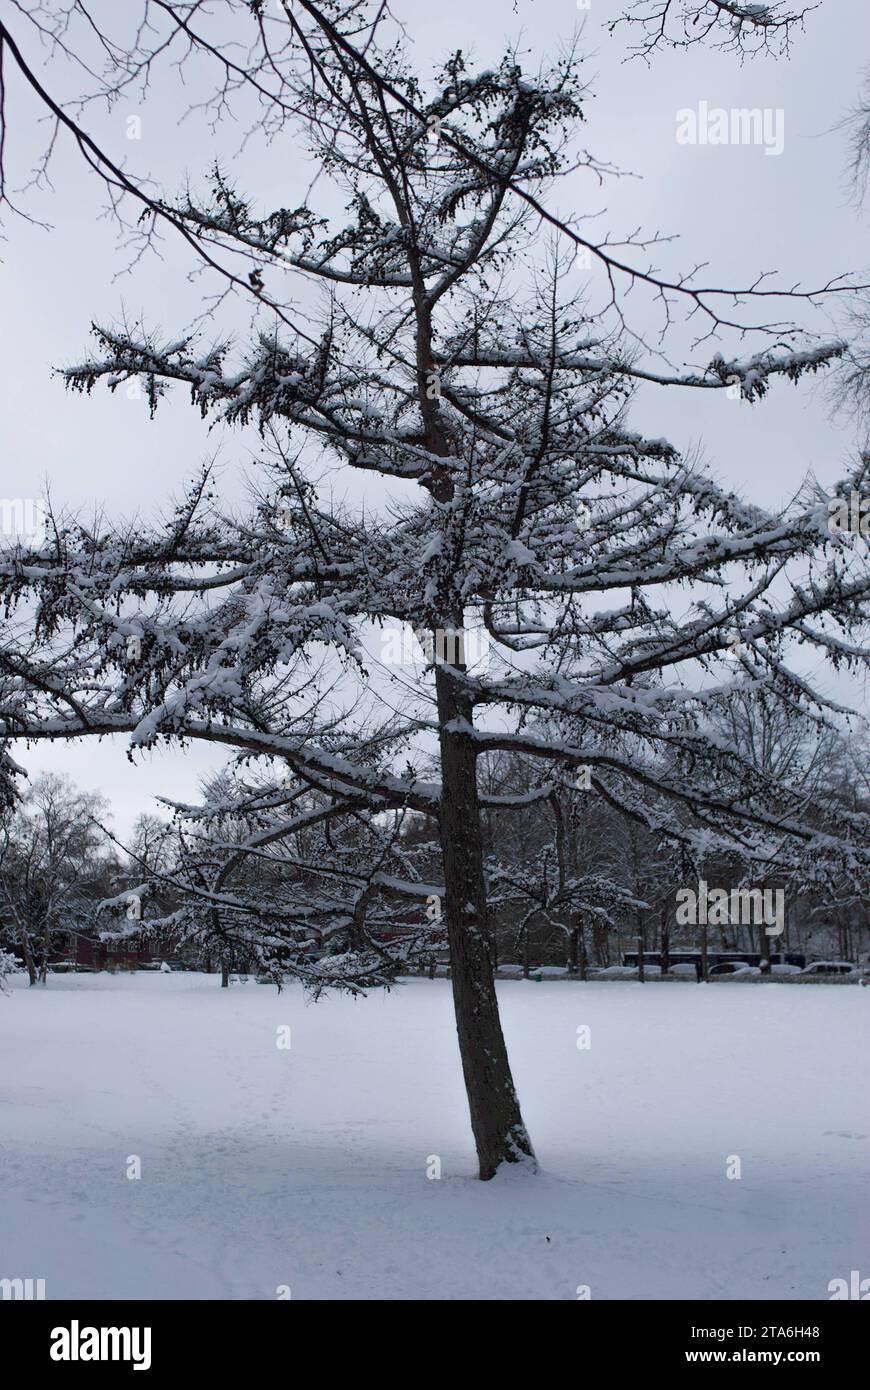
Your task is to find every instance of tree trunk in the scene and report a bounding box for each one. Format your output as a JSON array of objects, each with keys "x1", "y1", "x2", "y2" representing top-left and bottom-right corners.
[
  {"x1": 21, "y1": 929, "x2": 37, "y2": 986},
  {"x1": 435, "y1": 663, "x2": 536, "y2": 1180},
  {"x1": 221, "y1": 962, "x2": 229, "y2": 988},
  {"x1": 568, "y1": 923, "x2": 579, "y2": 974},
  {"x1": 39, "y1": 919, "x2": 50, "y2": 984}
]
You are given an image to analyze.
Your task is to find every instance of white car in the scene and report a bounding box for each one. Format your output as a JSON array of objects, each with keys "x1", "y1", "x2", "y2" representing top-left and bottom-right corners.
[
  {"x1": 801, "y1": 961, "x2": 858, "y2": 978},
  {"x1": 595, "y1": 964, "x2": 662, "y2": 979}
]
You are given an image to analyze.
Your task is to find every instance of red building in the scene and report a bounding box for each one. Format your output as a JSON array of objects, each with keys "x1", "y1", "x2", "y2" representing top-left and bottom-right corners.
[{"x1": 52, "y1": 930, "x2": 153, "y2": 972}]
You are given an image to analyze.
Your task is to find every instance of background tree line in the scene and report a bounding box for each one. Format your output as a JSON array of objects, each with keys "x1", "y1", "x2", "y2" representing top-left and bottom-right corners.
[{"x1": 4, "y1": 688, "x2": 867, "y2": 985}]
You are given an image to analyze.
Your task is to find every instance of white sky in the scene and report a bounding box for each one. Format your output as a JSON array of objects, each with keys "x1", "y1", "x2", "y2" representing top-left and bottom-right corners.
[{"x1": 1, "y1": 0, "x2": 868, "y2": 836}]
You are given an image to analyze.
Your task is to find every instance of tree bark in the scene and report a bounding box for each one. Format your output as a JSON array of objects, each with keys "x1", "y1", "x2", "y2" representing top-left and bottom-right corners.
[
  {"x1": 38, "y1": 918, "x2": 50, "y2": 984},
  {"x1": 20, "y1": 928, "x2": 37, "y2": 986},
  {"x1": 435, "y1": 662, "x2": 536, "y2": 1180}
]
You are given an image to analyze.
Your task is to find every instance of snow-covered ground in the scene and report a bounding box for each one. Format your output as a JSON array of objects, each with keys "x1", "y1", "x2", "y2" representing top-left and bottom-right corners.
[{"x1": 1, "y1": 972, "x2": 867, "y2": 1300}]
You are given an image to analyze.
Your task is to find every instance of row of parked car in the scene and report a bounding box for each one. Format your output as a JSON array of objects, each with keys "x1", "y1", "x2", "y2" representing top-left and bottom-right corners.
[
  {"x1": 710, "y1": 960, "x2": 862, "y2": 978},
  {"x1": 47, "y1": 956, "x2": 867, "y2": 981},
  {"x1": 495, "y1": 959, "x2": 865, "y2": 981},
  {"x1": 589, "y1": 959, "x2": 864, "y2": 980}
]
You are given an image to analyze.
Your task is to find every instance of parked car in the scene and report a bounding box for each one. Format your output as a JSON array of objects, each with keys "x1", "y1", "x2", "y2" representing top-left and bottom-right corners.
[
  {"x1": 709, "y1": 961, "x2": 760, "y2": 977},
  {"x1": 801, "y1": 961, "x2": 857, "y2": 977},
  {"x1": 594, "y1": 964, "x2": 662, "y2": 979}
]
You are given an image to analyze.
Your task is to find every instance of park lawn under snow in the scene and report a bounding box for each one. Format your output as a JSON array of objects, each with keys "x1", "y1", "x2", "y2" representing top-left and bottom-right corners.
[{"x1": 1, "y1": 972, "x2": 867, "y2": 1301}]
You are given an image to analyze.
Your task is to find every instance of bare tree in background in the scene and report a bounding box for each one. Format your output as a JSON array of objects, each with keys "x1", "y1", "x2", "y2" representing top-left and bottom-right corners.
[{"x1": 0, "y1": 773, "x2": 110, "y2": 983}]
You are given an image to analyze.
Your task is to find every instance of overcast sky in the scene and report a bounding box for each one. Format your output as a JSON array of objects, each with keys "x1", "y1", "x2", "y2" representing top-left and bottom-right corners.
[{"x1": 1, "y1": 0, "x2": 868, "y2": 836}]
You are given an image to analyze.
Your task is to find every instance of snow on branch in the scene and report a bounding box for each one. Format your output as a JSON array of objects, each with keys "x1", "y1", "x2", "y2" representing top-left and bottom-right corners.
[{"x1": 609, "y1": 1, "x2": 821, "y2": 60}]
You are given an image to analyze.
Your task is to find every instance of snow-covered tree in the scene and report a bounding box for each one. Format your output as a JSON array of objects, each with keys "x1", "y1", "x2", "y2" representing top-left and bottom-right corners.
[
  {"x1": 0, "y1": 947, "x2": 18, "y2": 993},
  {"x1": 0, "y1": 774, "x2": 112, "y2": 984},
  {"x1": 108, "y1": 768, "x2": 443, "y2": 992},
  {"x1": 479, "y1": 755, "x2": 652, "y2": 974},
  {"x1": 0, "y1": 1, "x2": 868, "y2": 1176}
]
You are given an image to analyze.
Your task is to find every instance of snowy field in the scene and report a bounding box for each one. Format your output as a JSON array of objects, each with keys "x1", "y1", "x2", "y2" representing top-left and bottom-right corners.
[{"x1": 1, "y1": 972, "x2": 867, "y2": 1301}]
